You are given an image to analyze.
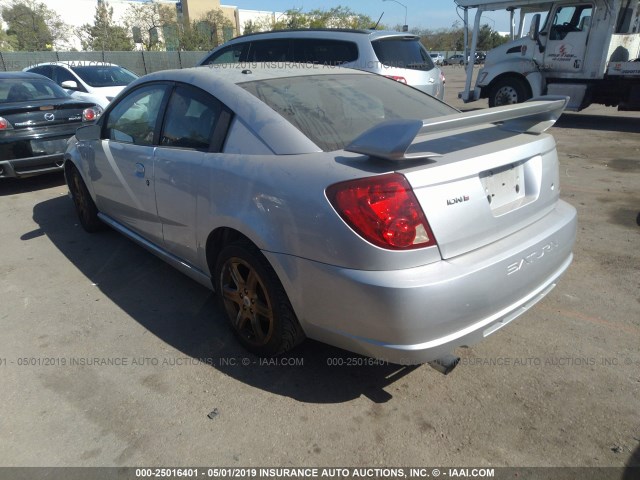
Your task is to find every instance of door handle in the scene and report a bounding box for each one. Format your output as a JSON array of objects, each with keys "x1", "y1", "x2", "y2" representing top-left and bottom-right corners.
[{"x1": 135, "y1": 162, "x2": 145, "y2": 177}]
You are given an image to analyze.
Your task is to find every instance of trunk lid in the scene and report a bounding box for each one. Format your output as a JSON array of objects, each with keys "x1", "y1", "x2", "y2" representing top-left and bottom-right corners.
[
  {"x1": 1, "y1": 99, "x2": 94, "y2": 129},
  {"x1": 403, "y1": 126, "x2": 560, "y2": 259},
  {"x1": 344, "y1": 97, "x2": 568, "y2": 259}
]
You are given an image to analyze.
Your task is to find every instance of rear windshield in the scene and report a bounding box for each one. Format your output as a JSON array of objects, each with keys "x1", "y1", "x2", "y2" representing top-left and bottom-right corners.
[
  {"x1": 0, "y1": 78, "x2": 68, "y2": 103},
  {"x1": 239, "y1": 73, "x2": 455, "y2": 152},
  {"x1": 372, "y1": 38, "x2": 435, "y2": 71},
  {"x1": 71, "y1": 66, "x2": 138, "y2": 87}
]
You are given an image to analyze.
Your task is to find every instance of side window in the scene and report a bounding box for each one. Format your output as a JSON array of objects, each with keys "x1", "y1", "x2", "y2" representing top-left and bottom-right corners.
[
  {"x1": 247, "y1": 39, "x2": 290, "y2": 62},
  {"x1": 292, "y1": 39, "x2": 359, "y2": 65},
  {"x1": 28, "y1": 66, "x2": 53, "y2": 79},
  {"x1": 53, "y1": 66, "x2": 81, "y2": 88},
  {"x1": 549, "y1": 5, "x2": 593, "y2": 40},
  {"x1": 203, "y1": 43, "x2": 248, "y2": 64},
  {"x1": 105, "y1": 85, "x2": 167, "y2": 145},
  {"x1": 160, "y1": 85, "x2": 222, "y2": 151}
]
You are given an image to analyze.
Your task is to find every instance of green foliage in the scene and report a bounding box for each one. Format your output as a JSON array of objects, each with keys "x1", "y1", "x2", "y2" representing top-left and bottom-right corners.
[
  {"x1": 178, "y1": 9, "x2": 234, "y2": 51},
  {"x1": 123, "y1": 0, "x2": 175, "y2": 51},
  {"x1": 415, "y1": 22, "x2": 508, "y2": 53},
  {"x1": 79, "y1": 1, "x2": 134, "y2": 51},
  {"x1": 243, "y1": 5, "x2": 382, "y2": 33},
  {"x1": 1, "y1": 0, "x2": 68, "y2": 51}
]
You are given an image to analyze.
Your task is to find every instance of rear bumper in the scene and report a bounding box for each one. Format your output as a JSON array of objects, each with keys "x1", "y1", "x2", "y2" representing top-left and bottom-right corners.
[
  {"x1": 266, "y1": 200, "x2": 577, "y2": 364},
  {"x1": 0, "y1": 153, "x2": 65, "y2": 178},
  {"x1": 0, "y1": 128, "x2": 76, "y2": 178}
]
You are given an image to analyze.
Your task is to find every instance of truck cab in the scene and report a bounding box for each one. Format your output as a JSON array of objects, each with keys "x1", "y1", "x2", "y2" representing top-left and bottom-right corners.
[{"x1": 457, "y1": 0, "x2": 640, "y2": 111}]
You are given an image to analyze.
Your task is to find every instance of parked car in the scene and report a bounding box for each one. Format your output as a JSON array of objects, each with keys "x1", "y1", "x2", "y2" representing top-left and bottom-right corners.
[
  {"x1": 197, "y1": 29, "x2": 445, "y2": 100},
  {"x1": 430, "y1": 52, "x2": 444, "y2": 65},
  {"x1": 64, "y1": 64, "x2": 576, "y2": 367},
  {"x1": 0, "y1": 72, "x2": 102, "y2": 179},
  {"x1": 24, "y1": 61, "x2": 138, "y2": 109},
  {"x1": 443, "y1": 54, "x2": 466, "y2": 65}
]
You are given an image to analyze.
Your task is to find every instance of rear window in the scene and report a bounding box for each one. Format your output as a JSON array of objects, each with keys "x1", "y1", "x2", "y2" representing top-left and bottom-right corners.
[
  {"x1": 239, "y1": 73, "x2": 455, "y2": 152},
  {"x1": 0, "y1": 78, "x2": 68, "y2": 103},
  {"x1": 372, "y1": 38, "x2": 435, "y2": 71}
]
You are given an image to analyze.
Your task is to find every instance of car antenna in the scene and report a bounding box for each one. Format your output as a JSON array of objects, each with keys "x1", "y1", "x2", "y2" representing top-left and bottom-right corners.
[{"x1": 371, "y1": 12, "x2": 384, "y2": 30}]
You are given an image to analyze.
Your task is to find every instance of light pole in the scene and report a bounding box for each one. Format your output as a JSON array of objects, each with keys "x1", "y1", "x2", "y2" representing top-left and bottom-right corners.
[{"x1": 382, "y1": 0, "x2": 408, "y2": 32}]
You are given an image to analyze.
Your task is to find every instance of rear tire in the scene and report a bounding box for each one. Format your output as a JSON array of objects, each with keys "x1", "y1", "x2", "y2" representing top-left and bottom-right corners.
[
  {"x1": 67, "y1": 163, "x2": 103, "y2": 233},
  {"x1": 214, "y1": 241, "x2": 305, "y2": 357},
  {"x1": 488, "y1": 76, "x2": 531, "y2": 107}
]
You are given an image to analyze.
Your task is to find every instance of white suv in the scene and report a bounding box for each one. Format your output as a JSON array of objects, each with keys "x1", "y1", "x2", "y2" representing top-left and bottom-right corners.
[{"x1": 198, "y1": 29, "x2": 445, "y2": 100}]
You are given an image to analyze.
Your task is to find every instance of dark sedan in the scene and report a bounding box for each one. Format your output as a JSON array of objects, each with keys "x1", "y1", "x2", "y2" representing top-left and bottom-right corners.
[{"x1": 0, "y1": 72, "x2": 102, "y2": 178}]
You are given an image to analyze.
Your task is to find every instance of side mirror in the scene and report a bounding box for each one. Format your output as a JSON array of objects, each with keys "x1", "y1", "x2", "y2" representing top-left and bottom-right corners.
[
  {"x1": 529, "y1": 14, "x2": 541, "y2": 41},
  {"x1": 61, "y1": 80, "x2": 79, "y2": 90},
  {"x1": 75, "y1": 124, "x2": 101, "y2": 142}
]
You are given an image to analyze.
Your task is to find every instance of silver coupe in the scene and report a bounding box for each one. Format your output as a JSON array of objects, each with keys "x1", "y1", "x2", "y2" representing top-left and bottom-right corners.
[{"x1": 64, "y1": 64, "x2": 577, "y2": 368}]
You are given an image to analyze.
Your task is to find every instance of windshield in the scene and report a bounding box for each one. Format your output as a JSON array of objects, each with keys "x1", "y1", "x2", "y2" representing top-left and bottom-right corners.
[
  {"x1": 0, "y1": 78, "x2": 69, "y2": 103},
  {"x1": 372, "y1": 37, "x2": 435, "y2": 71},
  {"x1": 239, "y1": 73, "x2": 455, "y2": 152},
  {"x1": 70, "y1": 66, "x2": 138, "y2": 87}
]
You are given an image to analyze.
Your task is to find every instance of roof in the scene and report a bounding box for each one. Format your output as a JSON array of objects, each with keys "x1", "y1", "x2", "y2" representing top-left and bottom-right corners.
[
  {"x1": 0, "y1": 71, "x2": 51, "y2": 80},
  {"x1": 222, "y1": 28, "x2": 420, "y2": 43},
  {"x1": 454, "y1": 0, "x2": 557, "y2": 10},
  {"x1": 142, "y1": 62, "x2": 368, "y2": 86},
  {"x1": 26, "y1": 61, "x2": 119, "y2": 68},
  {"x1": 134, "y1": 64, "x2": 371, "y2": 155}
]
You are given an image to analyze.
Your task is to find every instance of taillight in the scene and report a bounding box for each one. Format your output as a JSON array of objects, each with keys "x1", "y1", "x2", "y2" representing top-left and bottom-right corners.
[
  {"x1": 326, "y1": 173, "x2": 437, "y2": 250},
  {"x1": 440, "y1": 71, "x2": 446, "y2": 84},
  {"x1": 82, "y1": 106, "x2": 103, "y2": 122},
  {"x1": 385, "y1": 75, "x2": 407, "y2": 84},
  {"x1": 0, "y1": 117, "x2": 13, "y2": 130}
]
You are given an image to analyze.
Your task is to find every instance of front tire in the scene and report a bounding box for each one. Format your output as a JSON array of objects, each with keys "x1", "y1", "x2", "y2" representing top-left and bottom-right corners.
[
  {"x1": 66, "y1": 163, "x2": 103, "y2": 233},
  {"x1": 488, "y1": 76, "x2": 531, "y2": 107},
  {"x1": 214, "y1": 241, "x2": 304, "y2": 357}
]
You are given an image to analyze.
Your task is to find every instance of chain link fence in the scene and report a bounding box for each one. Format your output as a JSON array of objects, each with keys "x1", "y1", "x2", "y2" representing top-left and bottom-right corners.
[{"x1": 0, "y1": 51, "x2": 206, "y2": 76}]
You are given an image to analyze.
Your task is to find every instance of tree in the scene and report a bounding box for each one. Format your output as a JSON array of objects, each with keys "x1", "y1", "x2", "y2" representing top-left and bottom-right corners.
[
  {"x1": 79, "y1": 1, "x2": 134, "y2": 51},
  {"x1": 123, "y1": 0, "x2": 176, "y2": 51},
  {"x1": 179, "y1": 9, "x2": 234, "y2": 51},
  {"x1": 476, "y1": 23, "x2": 509, "y2": 50},
  {"x1": 248, "y1": 6, "x2": 380, "y2": 32},
  {"x1": 1, "y1": 0, "x2": 69, "y2": 50}
]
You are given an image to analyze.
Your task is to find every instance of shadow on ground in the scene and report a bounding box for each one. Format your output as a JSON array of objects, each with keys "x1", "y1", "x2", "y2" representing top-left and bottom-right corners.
[
  {"x1": 554, "y1": 112, "x2": 640, "y2": 133},
  {"x1": 27, "y1": 195, "x2": 421, "y2": 404},
  {"x1": 1, "y1": 172, "x2": 65, "y2": 196}
]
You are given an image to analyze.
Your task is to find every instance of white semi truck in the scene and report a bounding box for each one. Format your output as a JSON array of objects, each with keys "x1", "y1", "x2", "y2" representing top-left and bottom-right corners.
[{"x1": 456, "y1": 0, "x2": 640, "y2": 111}]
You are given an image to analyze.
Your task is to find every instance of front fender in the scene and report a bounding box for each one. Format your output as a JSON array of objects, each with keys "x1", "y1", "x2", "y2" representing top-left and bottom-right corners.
[
  {"x1": 64, "y1": 137, "x2": 98, "y2": 201},
  {"x1": 476, "y1": 58, "x2": 539, "y2": 90}
]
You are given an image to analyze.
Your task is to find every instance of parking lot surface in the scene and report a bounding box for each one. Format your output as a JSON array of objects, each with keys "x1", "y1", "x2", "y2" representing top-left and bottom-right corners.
[{"x1": 0, "y1": 66, "x2": 638, "y2": 469}]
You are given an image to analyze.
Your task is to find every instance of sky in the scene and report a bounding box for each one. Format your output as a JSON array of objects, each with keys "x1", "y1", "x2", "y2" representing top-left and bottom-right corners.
[{"x1": 227, "y1": 0, "x2": 514, "y2": 32}]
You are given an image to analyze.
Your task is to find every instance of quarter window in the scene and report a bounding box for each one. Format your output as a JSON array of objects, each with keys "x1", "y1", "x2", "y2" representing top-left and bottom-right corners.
[
  {"x1": 160, "y1": 85, "x2": 221, "y2": 151},
  {"x1": 105, "y1": 85, "x2": 167, "y2": 145}
]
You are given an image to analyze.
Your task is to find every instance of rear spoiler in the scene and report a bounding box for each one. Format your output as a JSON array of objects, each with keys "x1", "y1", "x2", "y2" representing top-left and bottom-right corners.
[{"x1": 345, "y1": 96, "x2": 569, "y2": 162}]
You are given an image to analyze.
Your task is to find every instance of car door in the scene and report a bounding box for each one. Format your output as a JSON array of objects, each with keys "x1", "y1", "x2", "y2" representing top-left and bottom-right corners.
[
  {"x1": 153, "y1": 84, "x2": 230, "y2": 266},
  {"x1": 90, "y1": 83, "x2": 170, "y2": 244},
  {"x1": 543, "y1": 3, "x2": 593, "y2": 73}
]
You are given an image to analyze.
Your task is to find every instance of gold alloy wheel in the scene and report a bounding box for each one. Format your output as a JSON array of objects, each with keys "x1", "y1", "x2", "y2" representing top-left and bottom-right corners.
[{"x1": 220, "y1": 256, "x2": 275, "y2": 346}]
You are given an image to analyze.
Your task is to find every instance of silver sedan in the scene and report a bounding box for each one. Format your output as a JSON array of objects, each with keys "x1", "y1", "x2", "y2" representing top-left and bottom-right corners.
[{"x1": 64, "y1": 64, "x2": 577, "y2": 367}]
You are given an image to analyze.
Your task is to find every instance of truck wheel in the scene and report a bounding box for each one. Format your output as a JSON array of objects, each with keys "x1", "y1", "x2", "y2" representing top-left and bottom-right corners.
[
  {"x1": 214, "y1": 241, "x2": 305, "y2": 357},
  {"x1": 489, "y1": 77, "x2": 531, "y2": 107}
]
